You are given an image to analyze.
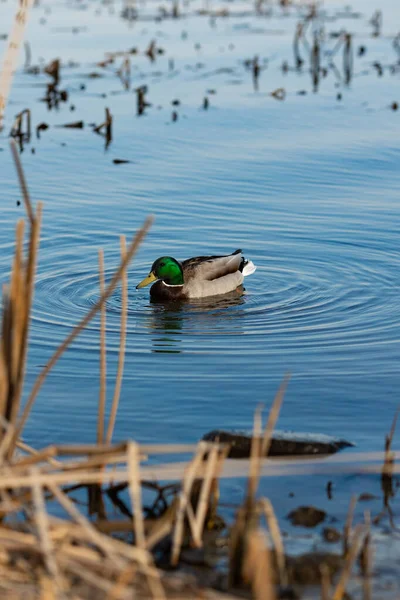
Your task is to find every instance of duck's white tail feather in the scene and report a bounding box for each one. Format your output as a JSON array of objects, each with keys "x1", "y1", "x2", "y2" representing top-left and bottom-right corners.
[{"x1": 243, "y1": 260, "x2": 256, "y2": 277}]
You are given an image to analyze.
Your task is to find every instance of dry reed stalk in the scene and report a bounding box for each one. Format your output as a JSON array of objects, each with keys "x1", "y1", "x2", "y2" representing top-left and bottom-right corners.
[
  {"x1": 360, "y1": 511, "x2": 372, "y2": 600},
  {"x1": 0, "y1": 0, "x2": 34, "y2": 129},
  {"x1": 259, "y1": 498, "x2": 287, "y2": 586},
  {"x1": 2, "y1": 145, "x2": 42, "y2": 459},
  {"x1": 170, "y1": 442, "x2": 208, "y2": 566},
  {"x1": 145, "y1": 497, "x2": 179, "y2": 550},
  {"x1": 246, "y1": 404, "x2": 263, "y2": 510},
  {"x1": 55, "y1": 441, "x2": 127, "y2": 456},
  {"x1": 55, "y1": 520, "x2": 156, "y2": 565},
  {"x1": 60, "y1": 451, "x2": 128, "y2": 472},
  {"x1": 97, "y1": 249, "x2": 107, "y2": 445},
  {"x1": 332, "y1": 524, "x2": 367, "y2": 600},
  {"x1": 30, "y1": 468, "x2": 64, "y2": 596},
  {"x1": 106, "y1": 235, "x2": 128, "y2": 444},
  {"x1": 127, "y1": 442, "x2": 146, "y2": 548},
  {"x1": 10, "y1": 139, "x2": 35, "y2": 223},
  {"x1": 343, "y1": 495, "x2": 358, "y2": 556},
  {"x1": 383, "y1": 407, "x2": 399, "y2": 481},
  {"x1": 6, "y1": 216, "x2": 153, "y2": 458},
  {"x1": 242, "y1": 529, "x2": 276, "y2": 600},
  {"x1": 246, "y1": 375, "x2": 290, "y2": 510},
  {"x1": 47, "y1": 482, "x2": 124, "y2": 569},
  {"x1": 15, "y1": 439, "x2": 62, "y2": 468},
  {"x1": 261, "y1": 373, "x2": 290, "y2": 457},
  {"x1": 320, "y1": 563, "x2": 331, "y2": 600},
  {"x1": 10, "y1": 220, "x2": 25, "y2": 389},
  {"x1": 12, "y1": 446, "x2": 58, "y2": 469},
  {"x1": 58, "y1": 556, "x2": 117, "y2": 596},
  {"x1": 39, "y1": 574, "x2": 57, "y2": 600},
  {"x1": 192, "y1": 442, "x2": 219, "y2": 545},
  {"x1": 106, "y1": 562, "x2": 138, "y2": 600}
]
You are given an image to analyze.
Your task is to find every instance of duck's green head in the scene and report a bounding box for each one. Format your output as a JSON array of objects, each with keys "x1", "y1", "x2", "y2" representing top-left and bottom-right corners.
[{"x1": 136, "y1": 256, "x2": 184, "y2": 288}]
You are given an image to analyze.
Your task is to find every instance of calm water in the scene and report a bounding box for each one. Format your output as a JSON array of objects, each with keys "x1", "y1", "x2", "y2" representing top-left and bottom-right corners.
[{"x1": 1, "y1": 0, "x2": 400, "y2": 520}]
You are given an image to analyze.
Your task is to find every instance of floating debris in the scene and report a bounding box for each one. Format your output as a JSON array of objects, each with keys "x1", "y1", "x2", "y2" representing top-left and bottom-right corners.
[
  {"x1": 36, "y1": 122, "x2": 49, "y2": 138},
  {"x1": 373, "y1": 61, "x2": 383, "y2": 77},
  {"x1": 252, "y1": 55, "x2": 260, "y2": 91},
  {"x1": 202, "y1": 430, "x2": 353, "y2": 458},
  {"x1": 271, "y1": 87, "x2": 286, "y2": 101},
  {"x1": 135, "y1": 85, "x2": 150, "y2": 116},
  {"x1": 323, "y1": 527, "x2": 342, "y2": 543},
  {"x1": 113, "y1": 158, "x2": 131, "y2": 164},
  {"x1": 56, "y1": 120, "x2": 84, "y2": 128},
  {"x1": 370, "y1": 9, "x2": 382, "y2": 38},
  {"x1": 311, "y1": 33, "x2": 320, "y2": 92},
  {"x1": 44, "y1": 58, "x2": 60, "y2": 85},
  {"x1": 171, "y1": 110, "x2": 178, "y2": 122},
  {"x1": 203, "y1": 96, "x2": 209, "y2": 109},
  {"x1": 117, "y1": 56, "x2": 131, "y2": 90},
  {"x1": 391, "y1": 102, "x2": 398, "y2": 111},
  {"x1": 93, "y1": 107, "x2": 113, "y2": 148}
]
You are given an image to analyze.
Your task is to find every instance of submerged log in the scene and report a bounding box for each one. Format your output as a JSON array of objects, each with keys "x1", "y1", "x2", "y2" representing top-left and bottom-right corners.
[{"x1": 202, "y1": 430, "x2": 353, "y2": 459}]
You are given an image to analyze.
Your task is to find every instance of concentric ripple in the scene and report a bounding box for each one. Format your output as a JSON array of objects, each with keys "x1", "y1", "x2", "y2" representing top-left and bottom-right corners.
[{"x1": 30, "y1": 228, "x2": 399, "y2": 366}]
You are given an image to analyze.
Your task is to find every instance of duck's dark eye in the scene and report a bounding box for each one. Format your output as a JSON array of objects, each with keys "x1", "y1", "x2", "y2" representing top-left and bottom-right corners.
[{"x1": 159, "y1": 262, "x2": 165, "y2": 267}]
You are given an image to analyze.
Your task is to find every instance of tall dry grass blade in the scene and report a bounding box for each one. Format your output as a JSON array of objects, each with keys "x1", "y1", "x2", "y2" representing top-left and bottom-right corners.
[
  {"x1": 97, "y1": 249, "x2": 107, "y2": 445},
  {"x1": 106, "y1": 235, "x2": 128, "y2": 444},
  {"x1": 127, "y1": 442, "x2": 145, "y2": 548},
  {"x1": 192, "y1": 442, "x2": 219, "y2": 545},
  {"x1": 246, "y1": 404, "x2": 263, "y2": 510},
  {"x1": 333, "y1": 524, "x2": 367, "y2": 600},
  {"x1": 8, "y1": 204, "x2": 42, "y2": 435},
  {"x1": 9, "y1": 219, "x2": 25, "y2": 390},
  {"x1": 260, "y1": 498, "x2": 287, "y2": 586},
  {"x1": 320, "y1": 563, "x2": 331, "y2": 600},
  {"x1": 0, "y1": 288, "x2": 11, "y2": 420},
  {"x1": 171, "y1": 442, "x2": 208, "y2": 566},
  {"x1": 31, "y1": 468, "x2": 64, "y2": 595},
  {"x1": 0, "y1": 0, "x2": 34, "y2": 130},
  {"x1": 246, "y1": 374, "x2": 290, "y2": 510},
  {"x1": 1, "y1": 143, "x2": 42, "y2": 450},
  {"x1": 343, "y1": 495, "x2": 358, "y2": 556},
  {"x1": 242, "y1": 529, "x2": 276, "y2": 600},
  {"x1": 360, "y1": 511, "x2": 372, "y2": 600},
  {"x1": 261, "y1": 373, "x2": 290, "y2": 457},
  {"x1": 6, "y1": 216, "x2": 153, "y2": 457}
]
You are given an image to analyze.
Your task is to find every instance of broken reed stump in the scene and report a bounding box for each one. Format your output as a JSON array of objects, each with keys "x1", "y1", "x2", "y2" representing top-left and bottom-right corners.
[
  {"x1": 10, "y1": 108, "x2": 31, "y2": 148},
  {"x1": 93, "y1": 108, "x2": 113, "y2": 148},
  {"x1": 343, "y1": 33, "x2": 353, "y2": 85}
]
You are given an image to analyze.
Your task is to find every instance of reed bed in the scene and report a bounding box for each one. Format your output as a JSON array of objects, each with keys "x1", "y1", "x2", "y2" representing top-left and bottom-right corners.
[{"x1": 0, "y1": 145, "x2": 397, "y2": 599}]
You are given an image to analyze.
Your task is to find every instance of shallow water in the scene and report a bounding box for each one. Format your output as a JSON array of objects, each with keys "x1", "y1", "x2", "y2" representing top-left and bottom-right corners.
[{"x1": 1, "y1": 0, "x2": 400, "y2": 525}]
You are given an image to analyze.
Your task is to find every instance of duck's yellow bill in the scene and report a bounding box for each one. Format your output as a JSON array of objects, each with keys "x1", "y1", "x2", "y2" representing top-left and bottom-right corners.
[{"x1": 136, "y1": 271, "x2": 157, "y2": 289}]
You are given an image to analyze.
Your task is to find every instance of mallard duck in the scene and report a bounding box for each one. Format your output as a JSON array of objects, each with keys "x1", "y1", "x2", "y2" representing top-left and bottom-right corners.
[{"x1": 136, "y1": 249, "x2": 256, "y2": 301}]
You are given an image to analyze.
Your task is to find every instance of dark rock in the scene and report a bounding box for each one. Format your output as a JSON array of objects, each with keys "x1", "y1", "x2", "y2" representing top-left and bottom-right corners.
[
  {"x1": 359, "y1": 492, "x2": 378, "y2": 501},
  {"x1": 322, "y1": 527, "x2": 342, "y2": 543},
  {"x1": 202, "y1": 430, "x2": 353, "y2": 458},
  {"x1": 286, "y1": 552, "x2": 342, "y2": 585},
  {"x1": 287, "y1": 506, "x2": 326, "y2": 528}
]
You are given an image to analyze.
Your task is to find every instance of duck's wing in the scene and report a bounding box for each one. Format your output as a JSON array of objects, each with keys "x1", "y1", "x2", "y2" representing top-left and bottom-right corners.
[{"x1": 182, "y1": 249, "x2": 243, "y2": 282}]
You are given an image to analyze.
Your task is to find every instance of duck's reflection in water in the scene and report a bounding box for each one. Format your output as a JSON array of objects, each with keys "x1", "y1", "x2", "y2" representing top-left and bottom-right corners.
[{"x1": 145, "y1": 287, "x2": 247, "y2": 354}]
